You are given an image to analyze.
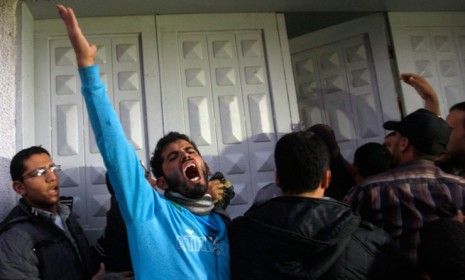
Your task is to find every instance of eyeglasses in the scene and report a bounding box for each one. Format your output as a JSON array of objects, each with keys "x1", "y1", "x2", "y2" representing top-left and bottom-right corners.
[{"x1": 22, "y1": 164, "x2": 62, "y2": 179}]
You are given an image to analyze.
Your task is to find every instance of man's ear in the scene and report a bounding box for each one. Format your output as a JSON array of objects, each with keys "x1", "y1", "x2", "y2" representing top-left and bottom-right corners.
[
  {"x1": 13, "y1": 181, "x2": 26, "y2": 196},
  {"x1": 156, "y1": 177, "x2": 168, "y2": 190},
  {"x1": 321, "y1": 169, "x2": 332, "y2": 190},
  {"x1": 400, "y1": 136, "x2": 410, "y2": 152}
]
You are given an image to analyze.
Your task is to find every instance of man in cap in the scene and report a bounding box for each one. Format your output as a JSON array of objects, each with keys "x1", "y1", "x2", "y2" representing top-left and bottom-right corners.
[
  {"x1": 345, "y1": 109, "x2": 465, "y2": 262},
  {"x1": 398, "y1": 73, "x2": 465, "y2": 176}
]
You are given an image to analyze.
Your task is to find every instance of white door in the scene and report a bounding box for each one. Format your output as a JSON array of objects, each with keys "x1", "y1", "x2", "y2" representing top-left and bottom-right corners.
[
  {"x1": 289, "y1": 14, "x2": 400, "y2": 160},
  {"x1": 156, "y1": 14, "x2": 297, "y2": 217},
  {"x1": 35, "y1": 16, "x2": 160, "y2": 242},
  {"x1": 389, "y1": 12, "x2": 465, "y2": 115}
]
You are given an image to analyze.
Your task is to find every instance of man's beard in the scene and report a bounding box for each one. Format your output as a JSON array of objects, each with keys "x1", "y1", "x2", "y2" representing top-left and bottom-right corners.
[{"x1": 163, "y1": 169, "x2": 209, "y2": 199}]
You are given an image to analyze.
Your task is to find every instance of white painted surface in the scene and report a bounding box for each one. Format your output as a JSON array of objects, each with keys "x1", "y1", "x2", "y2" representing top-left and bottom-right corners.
[
  {"x1": 290, "y1": 14, "x2": 400, "y2": 160},
  {"x1": 18, "y1": 2, "x2": 35, "y2": 149},
  {"x1": 35, "y1": 16, "x2": 160, "y2": 243},
  {"x1": 25, "y1": 0, "x2": 465, "y2": 20},
  {"x1": 0, "y1": 0, "x2": 19, "y2": 220},
  {"x1": 157, "y1": 13, "x2": 296, "y2": 217},
  {"x1": 389, "y1": 12, "x2": 465, "y2": 114}
]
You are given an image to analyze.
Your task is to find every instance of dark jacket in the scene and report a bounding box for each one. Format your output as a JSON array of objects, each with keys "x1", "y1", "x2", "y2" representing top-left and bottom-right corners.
[
  {"x1": 0, "y1": 200, "x2": 95, "y2": 280},
  {"x1": 94, "y1": 195, "x2": 133, "y2": 272},
  {"x1": 229, "y1": 196, "x2": 391, "y2": 280}
]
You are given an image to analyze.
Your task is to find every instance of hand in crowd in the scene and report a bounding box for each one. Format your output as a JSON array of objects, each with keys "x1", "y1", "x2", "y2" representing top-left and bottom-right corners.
[
  {"x1": 91, "y1": 263, "x2": 134, "y2": 280},
  {"x1": 208, "y1": 179, "x2": 224, "y2": 203},
  {"x1": 57, "y1": 5, "x2": 96, "y2": 67},
  {"x1": 400, "y1": 73, "x2": 441, "y2": 116},
  {"x1": 91, "y1": 263, "x2": 105, "y2": 280}
]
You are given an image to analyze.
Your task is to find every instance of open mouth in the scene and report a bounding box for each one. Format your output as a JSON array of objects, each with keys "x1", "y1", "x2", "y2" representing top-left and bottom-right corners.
[
  {"x1": 49, "y1": 186, "x2": 59, "y2": 195},
  {"x1": 183, "y1": 163, "x2": 201, "y2": 182}
]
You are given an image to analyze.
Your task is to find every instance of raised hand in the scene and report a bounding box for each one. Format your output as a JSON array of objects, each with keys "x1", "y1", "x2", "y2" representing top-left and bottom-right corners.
[
  {"x1": 57, "y1": 5, "x2": 97, "y2": 67},
  {"x1": 400, "y1": 73, "x2": 441, "y2": 116}
]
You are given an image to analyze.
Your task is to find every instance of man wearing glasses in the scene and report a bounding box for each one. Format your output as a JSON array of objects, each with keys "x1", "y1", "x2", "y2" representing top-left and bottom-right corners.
[{"x1": 0, "y1": 146, "x2": 98, "y2": 280}]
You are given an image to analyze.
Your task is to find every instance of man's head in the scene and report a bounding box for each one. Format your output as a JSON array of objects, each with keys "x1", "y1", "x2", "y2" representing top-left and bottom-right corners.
[
  {"x1": 308, "y1": 124, "x2": 340, "y2": 159},
  {"x1": 354, "y1": 142, "x2": 392, "y2": 179},
  {"x1": 383, "y1": 109, "x2": 451, "y2": 165},
  {"x1": 274, "y1": 131, "x2": 331, "y2": 195},
  {"x1": 150, "y1": 132, "x2": 208, "y2": 198},
  {"x1": 10, "y1": 146, "x2": 61, "y2": 212},
  {"x1": 447, "y1": 102, "x2": 465, "y2": 153}
]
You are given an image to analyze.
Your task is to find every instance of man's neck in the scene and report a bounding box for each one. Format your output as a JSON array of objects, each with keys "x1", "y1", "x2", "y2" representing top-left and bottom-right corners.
[
  {"x1": 23, "y1": 200, "x2": 58, "y2": 214},
  {"x1": 284, "y1": 189, "x2": 325, "y2": 199},
  {"x1": 398, "y1": 149, "x2": 416, "y2": 165}
]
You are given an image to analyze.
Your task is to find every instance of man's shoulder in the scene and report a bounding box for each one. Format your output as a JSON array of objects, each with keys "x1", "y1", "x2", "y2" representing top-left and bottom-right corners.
[
  {"x1": 0, "y1": 221, "x2": 35, "y2": 251},
  {"x1": 360, "y1": 160, "x2": 465, "y2": 188},
  {"x1": 360, "y1": 161, "x2": 433, "y2": 186},
  {"x1": 0, "y1": 205, "x2": 29, "y2": 232}
]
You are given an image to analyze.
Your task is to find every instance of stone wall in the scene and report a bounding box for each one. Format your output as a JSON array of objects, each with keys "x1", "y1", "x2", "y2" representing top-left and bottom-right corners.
[{"x1": 0, "y1": 0, "x2": 19, "y2": 219}]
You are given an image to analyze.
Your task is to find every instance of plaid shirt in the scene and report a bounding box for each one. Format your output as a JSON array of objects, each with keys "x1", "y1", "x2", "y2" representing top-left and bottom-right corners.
[{"x1": 344, "y1": 159, "x2": 465, "y2": 261}]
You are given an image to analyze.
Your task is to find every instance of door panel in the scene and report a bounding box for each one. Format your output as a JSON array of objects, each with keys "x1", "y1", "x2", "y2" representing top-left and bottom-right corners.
[
  {"x1": 290, "y1": 14, "x2": 399, "y2": 160},
  {"x1": 160, "y1": 30, "x2": 275, "y2": 217},
  {"x1": 35, "y1": 16, "x2": 159, "y2": 243},
  {"x1": 36, "y1": 14, "x2": 293, "y2": 231},
  {"x1": 157, "y1": 14, "x2": 294, "y2": 216},
  {"x1": 389, "y1": 12, "x2": 465, "y2": 114},
  {"x1": 49, "y1": 35, "x2": 147, "y2": 236}
]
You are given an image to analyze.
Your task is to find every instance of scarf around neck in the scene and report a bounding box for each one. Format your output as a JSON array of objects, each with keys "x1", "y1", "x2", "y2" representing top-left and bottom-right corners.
[{"x1": 164, "y1": 191, "x2": 214, "y2": 215}]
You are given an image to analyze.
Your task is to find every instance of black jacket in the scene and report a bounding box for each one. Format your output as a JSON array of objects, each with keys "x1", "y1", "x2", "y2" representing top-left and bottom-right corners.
[
  {"x1": 0, "y1": 200, "x2": 95, "y2": 280},
  {"x1": 229, "y1": 196, "x2": 391, "y2": 280}
]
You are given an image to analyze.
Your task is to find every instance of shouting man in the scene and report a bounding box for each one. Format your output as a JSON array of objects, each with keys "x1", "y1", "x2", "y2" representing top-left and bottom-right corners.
[{"x1": 57, "y1": 5, "x2": 229, "y2": 280}]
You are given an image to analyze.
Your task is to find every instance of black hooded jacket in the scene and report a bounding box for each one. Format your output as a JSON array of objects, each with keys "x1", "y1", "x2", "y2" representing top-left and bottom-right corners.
[{"x1": 229, "y1": 196, "x2": 390, "y2": 280}]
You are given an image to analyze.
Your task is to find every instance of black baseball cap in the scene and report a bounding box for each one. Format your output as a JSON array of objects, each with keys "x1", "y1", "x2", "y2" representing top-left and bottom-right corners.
[{"x1": 383, "y1": 109, "x2": 451, "y2": 155}]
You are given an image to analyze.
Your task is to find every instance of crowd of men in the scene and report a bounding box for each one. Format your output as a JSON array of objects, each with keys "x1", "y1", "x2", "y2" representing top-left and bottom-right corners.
[{"x1": 1, "y1": 5, "x2": 465, "y2": 280}]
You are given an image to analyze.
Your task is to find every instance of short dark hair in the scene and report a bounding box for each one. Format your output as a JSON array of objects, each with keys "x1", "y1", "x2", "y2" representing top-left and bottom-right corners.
[
  {"x1": 274, "y1": 131, "x2": 330, "y2": 193},
  {"x1": 450, "y1": 101, "x2": 465, "y2": 112},
  {"x1": 10, "y1": 146, "x2": 51, "y2": 181},
  {"x1": 150, "y1": 132, "x2": 200, "y2": 178},
  {"x1": 354, "y1": 142, "x2": 392, "y2": 178}
]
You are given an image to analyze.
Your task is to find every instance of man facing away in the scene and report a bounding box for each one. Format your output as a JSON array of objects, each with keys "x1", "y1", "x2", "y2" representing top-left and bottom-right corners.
[
  {"x1": 57, "y1": 5, "x2": 229, "y2": 279},
  {"x1": 345, "y1": 108, "x2": 465, "y2": 261},
  {"x1": 0, "y1": 146, "x2": 97, "y2": 280},
  {"x1": 229, "y1": 131, "x2": 391, "y2": 279}
]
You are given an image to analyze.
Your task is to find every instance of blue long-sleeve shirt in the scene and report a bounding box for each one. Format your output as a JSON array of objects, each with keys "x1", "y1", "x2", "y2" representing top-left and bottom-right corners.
[{"x1": 79, "y1": 65, "x2": 230, "y2": 280}]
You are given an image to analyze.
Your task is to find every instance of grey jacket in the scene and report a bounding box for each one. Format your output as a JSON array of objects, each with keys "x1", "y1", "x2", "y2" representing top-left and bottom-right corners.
[{"x1": 0, "y1": 200, "x2": 94, "y2": 280}]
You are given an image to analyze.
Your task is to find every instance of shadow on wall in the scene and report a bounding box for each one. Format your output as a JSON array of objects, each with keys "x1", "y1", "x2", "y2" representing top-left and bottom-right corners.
[{"x1": 0, "y1": 156, "x2": 18, "y2": 220}]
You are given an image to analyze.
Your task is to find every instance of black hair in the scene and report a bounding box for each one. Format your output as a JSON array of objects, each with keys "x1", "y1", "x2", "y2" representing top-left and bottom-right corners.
[
  {"x1": 274, "y1": 131, "x2": 330, "y2": 193},
  {"x1": 450, "y1": 101, "x2": 465, "y2": 112},
  {"x1": 150, "y1": 132, "x2": 200, "y2": 178},
  {"x1": 354, "y1": 142, "x2": 392, "y2": 178},
  {"x1": 10, "y1": 146, "x2": 51, "y2": 181}
]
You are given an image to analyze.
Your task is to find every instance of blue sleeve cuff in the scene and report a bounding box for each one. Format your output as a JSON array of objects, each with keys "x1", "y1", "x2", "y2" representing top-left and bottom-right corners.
[{"x1": 78, "y1": 65, "x2": 101, "y2": 87}]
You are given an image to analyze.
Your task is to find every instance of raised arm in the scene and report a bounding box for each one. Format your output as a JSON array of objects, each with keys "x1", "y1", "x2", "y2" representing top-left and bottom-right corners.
[
  {"x1": 400, "y1": 73, "x2": 441, "y2": 117},
  {"x1": 57, "y1": 5, "x2": 155, "y2": 222},
  {"x1": 57, "y1": 5, "x2": 96, "y2": 67}
]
